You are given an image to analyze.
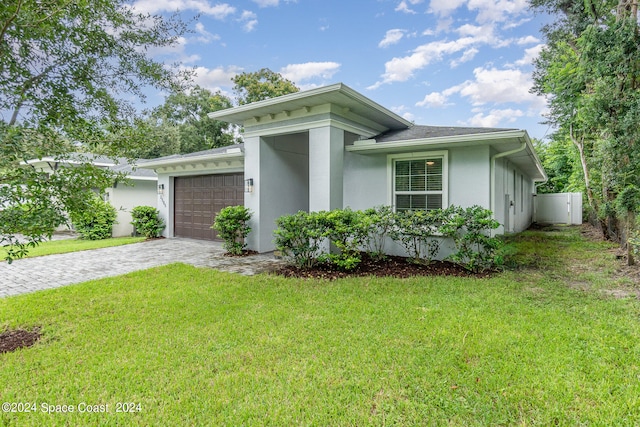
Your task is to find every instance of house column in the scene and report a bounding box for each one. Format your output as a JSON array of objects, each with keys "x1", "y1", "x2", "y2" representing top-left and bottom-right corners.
[
  {"x1": 243, "y1": 135, "x2": 262, "y2": 251},
  {"x1": 309, "y1": 126, "x2": 344, "y2": 212}
]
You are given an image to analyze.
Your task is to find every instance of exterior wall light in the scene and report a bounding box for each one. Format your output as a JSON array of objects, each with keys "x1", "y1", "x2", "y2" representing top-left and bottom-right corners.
[
  {"x1": 245, "y1": 178, "x2": 254, "y2": 193},
  {"x1": 157, "y1": 184, "x2": 165, "y2": 195}
]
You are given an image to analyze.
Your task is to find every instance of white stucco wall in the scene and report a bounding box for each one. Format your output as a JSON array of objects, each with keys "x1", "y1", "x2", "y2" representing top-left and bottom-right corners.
[
  {"x1": 343, "y1": 145, "x2": 492, "y2": 211},
  {"x1": 106, "y1": 179, "x2": 158, "y2": 237},
  {"x1": 493, "y1": 156, "x2": 535, "y2": 234},
  {"x1": 244, "y1": 133, "x2": 310, "y2": 252}
]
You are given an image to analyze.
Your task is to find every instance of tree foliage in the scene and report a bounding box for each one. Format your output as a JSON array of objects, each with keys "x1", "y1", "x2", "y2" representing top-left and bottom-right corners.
[
  {"x1": 531, "y1": 0, "x2": 640, "y2": 241},
  {"x1": 136, "y1": 86, "x2": 238, "y2": 158},
  {"x1": 232, "y1": 68, "x2": 299, "y2": 105},
  {"x1": 0, "y1": 0, "x2": 189, "y2": 260}
]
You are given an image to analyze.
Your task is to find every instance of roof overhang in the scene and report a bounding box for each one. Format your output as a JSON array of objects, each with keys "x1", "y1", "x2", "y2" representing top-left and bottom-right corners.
[
  {"x1": 347, "y1": 129, "x2": 547, "y2": 182},
  {"x1": 208, "y1": 83, "x2": 412, "y2": 133},
  {"x1": 137, "y1": 147, "x2": 244, "y2": 172}
]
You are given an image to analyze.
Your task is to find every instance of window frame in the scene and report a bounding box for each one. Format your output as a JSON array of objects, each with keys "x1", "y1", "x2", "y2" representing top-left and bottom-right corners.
[{"x1": 387, "y1": 150, "x2": 449, "y2": 212}]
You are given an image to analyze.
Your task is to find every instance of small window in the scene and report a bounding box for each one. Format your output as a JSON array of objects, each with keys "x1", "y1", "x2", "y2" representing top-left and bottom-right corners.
[{"x1": 392, "y1": 153, "x2": 447, "y2": 212}]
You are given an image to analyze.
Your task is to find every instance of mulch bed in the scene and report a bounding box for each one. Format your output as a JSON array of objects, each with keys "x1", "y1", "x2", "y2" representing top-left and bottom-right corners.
[
  {"x1": 0, "y1": 328, "x2": 41, "y2": 354},
  {"x1": 275, "y1": 253, "x2": 492, "y2": 280}
]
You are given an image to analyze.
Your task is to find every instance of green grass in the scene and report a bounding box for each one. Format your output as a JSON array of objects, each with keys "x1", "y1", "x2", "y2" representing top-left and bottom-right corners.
[
  {"x1": 1, "y1": 226, "x2": 640, "y2": 425},
  {"x1": 2, "y1": 236, "x2": 146, "y2": 259}
]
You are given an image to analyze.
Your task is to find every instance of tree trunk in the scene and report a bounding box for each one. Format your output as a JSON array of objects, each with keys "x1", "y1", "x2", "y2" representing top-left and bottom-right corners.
[
  {"x1": 570, "y1": 127, "x2": 596, "y2": 213},
  {"x1": 627, "y1": 211, "x2": 635, "y2": 265}
]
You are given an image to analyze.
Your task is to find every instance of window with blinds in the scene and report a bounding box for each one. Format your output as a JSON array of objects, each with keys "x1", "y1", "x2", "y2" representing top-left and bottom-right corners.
[{"x1": 394, "y1": 157, "x2": 444, "y2": 212}]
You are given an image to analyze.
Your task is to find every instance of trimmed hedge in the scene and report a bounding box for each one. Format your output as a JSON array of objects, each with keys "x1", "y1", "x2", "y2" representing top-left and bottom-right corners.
[
  {"x1": 131, "y1": 206, "x2": 165, "y2": 238},
  {"x1": 273, "y1": 205, "x2": 503, "y2": 272},
  {"x1": 70, "y1": 194, "x2": 117, "y2": 240}
]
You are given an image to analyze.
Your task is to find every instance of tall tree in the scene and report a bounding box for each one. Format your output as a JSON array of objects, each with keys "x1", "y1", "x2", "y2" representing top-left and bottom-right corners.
[
  {"x1": 144, "y1": 86, "x2": 237, "y2": 157},
  {"x1": 531, "y1": 0, "x2": 640, "y2": 240},
  {"x1": 0, "y1": 0, "x2": 189, "y2": 260},
  {"x1": 232, "y1": 68, "x2": 299, "y2": 105}
]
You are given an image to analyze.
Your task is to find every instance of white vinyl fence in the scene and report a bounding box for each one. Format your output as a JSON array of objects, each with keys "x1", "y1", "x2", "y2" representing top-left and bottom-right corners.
[{"x1": 533, "y1": 192, "x2": 583, "y2": 225}]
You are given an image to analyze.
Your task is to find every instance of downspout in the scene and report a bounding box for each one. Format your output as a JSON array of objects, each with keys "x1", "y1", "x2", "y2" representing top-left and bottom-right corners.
[{"x1": 490, "y1": 140, "x2": 526, "y2": 235}]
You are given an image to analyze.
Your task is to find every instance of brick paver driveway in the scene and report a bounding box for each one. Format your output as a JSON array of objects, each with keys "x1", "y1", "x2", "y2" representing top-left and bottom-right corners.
[{"x1": 0, "y1": 238, "x2": 282, "y2": 298}]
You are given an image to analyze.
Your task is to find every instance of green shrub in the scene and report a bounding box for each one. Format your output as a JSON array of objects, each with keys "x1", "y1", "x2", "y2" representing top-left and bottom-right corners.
[
  {"x1": 71, "y1": 194, "x2": 117, "y2": 240},
  {"x1": 130, "y1": 205, "x2": 165, "y2": 238},
  {"x1": 389, "y1": 208, "x2": 455, "y2": 265},
  {"x1": 273, "y1": 211, "x2": 327, "y2": 269},
  {"x1": 212, "y1": 205, "x2": 252, "y2": 255},
  {"x1": 363, "y1": 206, "x2": 394, "y2": 260},
  {"x1": 447, "y1": 205, "x2": 503, "y2": 272},
  {"x1": 317, "y1": 208, "x2": 368, "y2": 270},
  {"x1": 274, "y1": 205, "x2": 504, "y2": 272}
]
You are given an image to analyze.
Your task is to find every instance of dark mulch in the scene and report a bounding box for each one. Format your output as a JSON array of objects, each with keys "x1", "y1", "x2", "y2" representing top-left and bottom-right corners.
[
  {"x1": 275, "y1": 253, "x2": 491, "y2": 280},
  {"x1": 0, "y1": 328, "x2": 41, "y2": 354}
]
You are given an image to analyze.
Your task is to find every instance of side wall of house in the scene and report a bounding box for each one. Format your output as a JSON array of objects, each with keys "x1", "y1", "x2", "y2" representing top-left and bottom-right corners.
[
  {"x1": 493, "y1": 156, "x2": 536, "y2": 234},
  {"x1": 343, "y1": 145, "x2": 491, "y2": 210},
  {"x1": 107, "y1": 180, "x2": 158, "y2": 237}
]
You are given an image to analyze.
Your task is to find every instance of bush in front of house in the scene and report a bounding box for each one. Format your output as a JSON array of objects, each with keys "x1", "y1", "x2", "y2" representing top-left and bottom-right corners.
[
  {"x1": 212, "y1": 205, "x2": 252, "y2": 255},
  {"x1": 273, "y1": 210, "x2": 328, "y2": 269},
  {"x1": 317, "y1": 208, "x2": 369, "y2": 271},
  {"x1": 130, "y1": 205, "x2": 165, "y2": 238},
  {"x1": 447, "y1": 205, "x2": 503, "y2": 272},
  {"x1": 362, "y1": 205, "x2": 395, "y2": 260},
  {"x1": 390, "y1": 207, "x2": 457, "y2": 265},
  {"x1": 273, "y1": 205, "x2": 505, "y2": 272},
  {"x1": 71, "y1": 194, "x2": 117, "y2": 240}
]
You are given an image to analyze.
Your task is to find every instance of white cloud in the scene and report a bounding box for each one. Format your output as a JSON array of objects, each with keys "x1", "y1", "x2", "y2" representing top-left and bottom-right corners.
[
  {"x1": 239, "y1": 10, "x2": 258, "y2": 32},
  {"x1": 517, "y1": 35, "x2": 540, "y2": 45},
  {"x1": 131, "y1": 0, "x2": 236, "y2": 19},
  {"x1": 416, "y1": 91, "x2": 451, "y2": 108},
  {"x1": 280, "y1": 62, "x2": 341, "y2": 82},
  {"x1": 253, "y1": 0, "x2": 279, "y2": 6},
  {"x1": 429, "y1": 0, "x2": 466, "y2": 16},
  {"x1": 396, "y1": 0, "x2": 421, "y2": 14},
  {"x1": 513, "y1": 44, "x2": 544, "y2": 67},
  {"x1": 189, "y1": 65, "x2": 243, "y2": 91},
  {"x1": 450, "y1": 47, "x2": 479, "y2": 67},
  {"x1": 379, "y1": 29, "x2": 406, "y2": 48},
  {"x1": 368, "y1": 37, "x2": 476, "y2": 88},
  {"x1": 467, "y1": 0, "x2": 529, "y2": 24},
  {"x1": 194, "y1": 22, "x2": 221, "y2": 44},
  {"x1": 467, "y1": 108, "x2": 524, "y2": 127},
  {"x1": 419, "y1": 66, "x2": 545, "y2": 110},
  {"x1": 456, "y1": 67, "x2": 541, "y2": 105}
]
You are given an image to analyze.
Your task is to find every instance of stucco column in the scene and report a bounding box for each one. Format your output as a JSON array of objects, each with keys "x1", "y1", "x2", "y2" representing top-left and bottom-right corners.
[
  {"x1": 243, "y1": 135, "x2": 262, "y2": 251},
  {"x1": 308, "y1": 126, "x2": 344, "y2": 212}
]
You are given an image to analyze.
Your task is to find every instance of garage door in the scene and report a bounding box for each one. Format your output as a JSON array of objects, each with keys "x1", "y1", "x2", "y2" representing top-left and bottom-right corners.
[{"x1": 174, "y1": 173, "x2": 244, "y2": 240}]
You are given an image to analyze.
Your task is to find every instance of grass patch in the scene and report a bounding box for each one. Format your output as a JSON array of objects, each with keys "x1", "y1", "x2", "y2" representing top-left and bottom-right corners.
[
  {"x1": 1, "y1": 226, "x2": 640, "y2": 425},
  {"x1": 2, "y1": 236, "x2": 146, "y2": 260}
]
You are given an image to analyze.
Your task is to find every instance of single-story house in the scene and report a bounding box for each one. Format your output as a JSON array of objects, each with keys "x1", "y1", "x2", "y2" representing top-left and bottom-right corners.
[
  {"x1": 23, "y1": 154, "x2": 158, "y2": 237},
  {"x1": 140, "y1": 83, "x2": 547, "y2": 254}
]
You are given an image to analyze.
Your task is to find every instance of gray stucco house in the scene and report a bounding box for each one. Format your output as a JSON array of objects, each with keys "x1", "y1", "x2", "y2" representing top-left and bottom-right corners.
[{"x1": 140, "y1": 83, "x2": 546, "y2": 253}]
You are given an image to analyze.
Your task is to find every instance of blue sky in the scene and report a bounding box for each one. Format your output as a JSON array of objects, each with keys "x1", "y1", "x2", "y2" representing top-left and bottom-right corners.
[{"x1": 132, "y1": 0, "x2": 553, "y2": 140}]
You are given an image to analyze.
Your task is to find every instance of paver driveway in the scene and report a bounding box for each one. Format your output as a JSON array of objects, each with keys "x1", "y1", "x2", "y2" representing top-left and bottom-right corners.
[{"x1": 0, "y1": 238, "x2": 283, "y2": 298}]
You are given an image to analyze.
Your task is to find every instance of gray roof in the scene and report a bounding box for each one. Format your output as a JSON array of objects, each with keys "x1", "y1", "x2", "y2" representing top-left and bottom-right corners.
[
  {"x1": 110, "y1": 163, "x2": 157, "y2": 179},
  {"x1": 374, "y1": 125, "x2": 518, "y2": 143},
  {"x1": 137, "y1": 144, "x2": 245, "y2": 164}
]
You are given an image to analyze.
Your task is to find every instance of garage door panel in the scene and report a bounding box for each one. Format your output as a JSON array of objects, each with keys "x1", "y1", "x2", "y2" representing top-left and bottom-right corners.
[{"x1": 174, "y1": 173, "x2": 244, "y2": 241}]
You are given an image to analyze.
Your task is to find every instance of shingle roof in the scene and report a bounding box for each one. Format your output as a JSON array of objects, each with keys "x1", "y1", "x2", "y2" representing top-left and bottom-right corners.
[
  {"x1": 109, "y1": 163, "x2": 157, "y2": 179},
  {"x1": 374, "y1": 125, "x2": 518, "y2": 143},
  {"x1": 138, "y1": 144, "x2": 245, "y2": 164}
]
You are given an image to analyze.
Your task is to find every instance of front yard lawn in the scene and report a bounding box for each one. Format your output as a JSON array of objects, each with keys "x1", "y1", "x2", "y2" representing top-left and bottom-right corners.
[
  {"x1": 1, "y1": 226, "x2": 639, "y2": 425},
  {"x1": 2, "y1": 236, "x2": 147, "y2": 260}
]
